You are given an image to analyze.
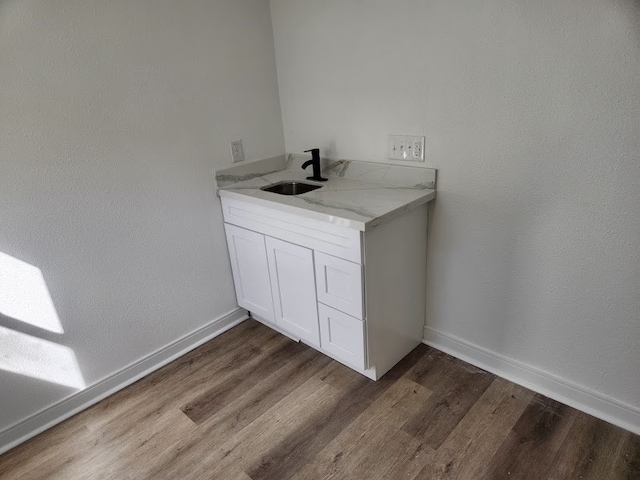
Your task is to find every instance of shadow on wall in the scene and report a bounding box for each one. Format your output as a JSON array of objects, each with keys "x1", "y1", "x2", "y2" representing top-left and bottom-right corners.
[
  {"x1": 617, "y1": 0, "x2": 640, "y2": 48},
  {"x1": 0, "y1": 251, "x2": 85, "y2": 390}
]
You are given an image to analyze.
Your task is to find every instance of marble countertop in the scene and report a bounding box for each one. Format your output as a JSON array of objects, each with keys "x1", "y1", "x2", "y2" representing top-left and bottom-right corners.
[{"x1": 216, "y1": 156, "x2": 436, "y2": 231}]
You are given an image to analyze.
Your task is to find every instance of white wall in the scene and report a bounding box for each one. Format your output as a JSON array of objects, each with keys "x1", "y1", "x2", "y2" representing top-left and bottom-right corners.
[
  {"x1": 0, "y1": 0, "x2": 283, "y2": 435},
  {"x1": 271, "y1": 0, "x2": 640, "y2": 426}
]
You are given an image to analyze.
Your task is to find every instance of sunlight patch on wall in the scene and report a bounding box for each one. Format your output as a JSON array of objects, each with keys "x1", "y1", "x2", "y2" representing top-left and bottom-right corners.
[
  {"x1": 0, "y1": 252, "x2": 63, "y2": 334},
  {"x1": 0, "y1": 326, "x2": 85, "y2": 389}
]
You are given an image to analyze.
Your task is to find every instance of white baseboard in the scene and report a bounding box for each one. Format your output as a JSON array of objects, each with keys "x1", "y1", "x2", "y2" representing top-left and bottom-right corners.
[
  {"x1": 423, "y1": 326, "x2": 640, "y2": 436},
  {"x1": 0, "y1": 308, "x2": 248, "y2": 455}
]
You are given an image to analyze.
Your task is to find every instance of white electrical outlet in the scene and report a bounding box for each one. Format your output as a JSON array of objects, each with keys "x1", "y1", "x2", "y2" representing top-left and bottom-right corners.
[
  {"x1": 388, "y1": 135, "x2": 425, "y2": 162},
  {"x1": 231, "y1": 139, "x2": 245, "y2": 163}
]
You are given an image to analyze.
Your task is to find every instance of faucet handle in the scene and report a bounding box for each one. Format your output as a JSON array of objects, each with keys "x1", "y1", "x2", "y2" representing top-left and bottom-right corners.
[{"x1": 304, "y1": 148, "x2": 320, "y2": 157}]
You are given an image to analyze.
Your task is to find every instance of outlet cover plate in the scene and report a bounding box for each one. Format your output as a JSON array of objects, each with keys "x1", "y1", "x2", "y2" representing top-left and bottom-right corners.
[
  {"x1": 231, "y1": 139, "x2": 245, "y2": 163},
  {"x1": 388, "y1": 135, "x2": 425, "y2": 162}
]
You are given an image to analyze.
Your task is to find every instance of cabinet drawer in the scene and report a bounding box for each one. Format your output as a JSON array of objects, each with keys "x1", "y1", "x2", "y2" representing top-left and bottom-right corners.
[
  {"x1": 314, "y1": 252, "x2": 363, "y2": 319},
  {"x1": 318, "y1": 303, "x2": 365, "y2": 370}
]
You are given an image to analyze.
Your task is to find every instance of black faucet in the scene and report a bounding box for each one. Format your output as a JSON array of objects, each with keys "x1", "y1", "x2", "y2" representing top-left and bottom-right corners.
[{"x1": 302, "y1": 148, "x2": 328, "y2": 182}]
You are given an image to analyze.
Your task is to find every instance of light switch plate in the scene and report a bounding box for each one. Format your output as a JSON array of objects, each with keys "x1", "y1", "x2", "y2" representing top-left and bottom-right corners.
[{"x1": 388, "y1": 135, "x2": 425, "y2": 162}]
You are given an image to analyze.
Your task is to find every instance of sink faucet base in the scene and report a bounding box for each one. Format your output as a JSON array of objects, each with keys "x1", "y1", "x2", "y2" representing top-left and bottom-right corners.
[
  {"x1": 306, "y1": 176, "x2": 328, "y2": 182},
  {"x1": 303, "y1": 148, "x2": 328, "y2": 182}
]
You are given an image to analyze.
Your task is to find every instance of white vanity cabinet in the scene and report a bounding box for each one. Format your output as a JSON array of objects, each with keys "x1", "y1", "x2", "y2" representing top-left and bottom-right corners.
[{"x1": 220, "y1": 194, "x2": 428, "y2": 381}]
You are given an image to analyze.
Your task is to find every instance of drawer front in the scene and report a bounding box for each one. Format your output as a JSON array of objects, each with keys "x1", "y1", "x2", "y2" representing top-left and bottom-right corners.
[
  {"x1": 318, "y1": 303, "x2": 365, "y2": 370},
  {"x1": 221, "y1": 196, "x2": 362, "y2": 264},
  {"x1": 314, "y1": 252, "x2": 363, "y2": 319}
]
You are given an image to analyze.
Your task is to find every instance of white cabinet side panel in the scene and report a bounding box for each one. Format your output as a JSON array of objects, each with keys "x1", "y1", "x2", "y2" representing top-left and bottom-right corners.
[{"x1": 364, "y1": 204, "x2": 428, "y2": 378}]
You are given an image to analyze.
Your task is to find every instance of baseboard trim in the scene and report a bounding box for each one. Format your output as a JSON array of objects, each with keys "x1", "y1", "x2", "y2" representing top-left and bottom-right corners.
[
  {"x1": 423, "y1": 326, "x2": 640, "y2": 436},
  {"x1": 0, "y1": 308, "x2": 248, "y2": 455}
]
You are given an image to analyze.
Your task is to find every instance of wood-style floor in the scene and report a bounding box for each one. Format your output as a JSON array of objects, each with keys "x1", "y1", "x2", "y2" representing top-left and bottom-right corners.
[{"x1": 1, "y1": 319, "x2": 638, "y2": 480}]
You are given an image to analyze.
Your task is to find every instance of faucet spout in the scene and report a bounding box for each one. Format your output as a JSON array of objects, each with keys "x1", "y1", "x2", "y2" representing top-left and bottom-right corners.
[{"x1": 302, "y1": 148, "x2": 328, "y2": 182}]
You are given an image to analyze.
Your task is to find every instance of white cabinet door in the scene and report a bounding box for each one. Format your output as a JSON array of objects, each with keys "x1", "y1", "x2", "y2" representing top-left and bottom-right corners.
[
  {"x1": 224, "y1": 223, "x2": 275, "y2": 323},
  {"x1": 318, "y1": 303, "x2": 365, "y2": 370},
  {"x1": 265, "y1": 236, "x2": 320, "y2": 347}
]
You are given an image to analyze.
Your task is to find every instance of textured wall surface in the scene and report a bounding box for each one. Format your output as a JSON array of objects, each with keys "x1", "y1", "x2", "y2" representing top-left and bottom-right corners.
[
  {"x1": 271, "y1": 0, "x2": 640, "y2": 410},
  {"x1": 0, "y1": 0, "x2": 284, "y2": 432}
]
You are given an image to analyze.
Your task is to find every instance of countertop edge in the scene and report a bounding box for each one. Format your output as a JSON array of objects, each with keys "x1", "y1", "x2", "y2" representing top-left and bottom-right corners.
[
  {"x1": 218, "y1": 188, "x2": 436, "y2": 231},
  {"x1": 364, "y1": 190, "x2": 437, "y2": 230},
  {"x1": 218, "y1": 189, "x2": 367, "y2": 230}
]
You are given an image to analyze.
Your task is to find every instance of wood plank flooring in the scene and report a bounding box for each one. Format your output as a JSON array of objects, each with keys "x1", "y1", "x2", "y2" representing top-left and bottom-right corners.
[{"x1": 0, "y1": 319, "x2": 638, "y2": 480}]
